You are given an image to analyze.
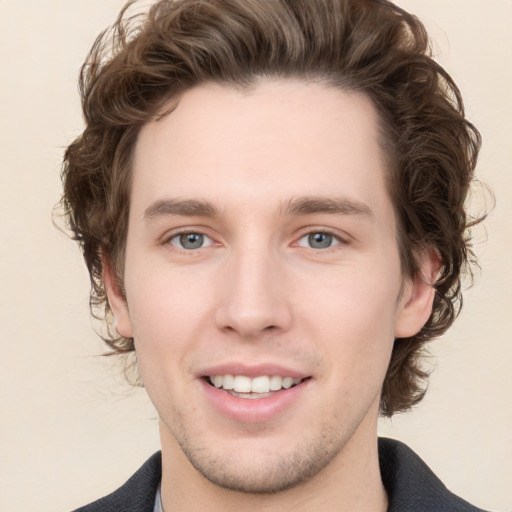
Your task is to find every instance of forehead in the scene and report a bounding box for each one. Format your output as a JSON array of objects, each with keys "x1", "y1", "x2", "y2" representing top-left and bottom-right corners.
[{"x1": 131, "y1": 79, "x2": 392, "y2": 218}]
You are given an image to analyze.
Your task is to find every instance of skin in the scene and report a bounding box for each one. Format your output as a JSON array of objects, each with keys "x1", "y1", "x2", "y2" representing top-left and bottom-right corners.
[{"x1": 105, "y1": 79, "x2": 437, "y2": 512}]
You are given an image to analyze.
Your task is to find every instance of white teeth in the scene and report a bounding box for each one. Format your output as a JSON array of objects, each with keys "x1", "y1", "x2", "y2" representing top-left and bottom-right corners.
[
  {"x1": 222, "y1": 374, "x2": 234, "y2": 390},
  {"x1": 209, "y1": 374, "x2": 303, "y2": 393},
  {"x1": 269, "y1": 375, "x2": 282, "y2": 391},
  {"x1": 233, "y1": 375, "x2": 252, "y2": 393},
  {"x1": 251, "y1": 376, "x2": 270, "y2": 393},
  {"x1": 282, "y1": 377, "x2": 293, "y2": 389}
]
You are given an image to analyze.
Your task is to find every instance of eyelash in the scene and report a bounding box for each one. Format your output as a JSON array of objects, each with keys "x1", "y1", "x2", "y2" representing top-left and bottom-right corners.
[
  {"x1": 164, "y1": 228, "x2": 348, "y2": 252},
  {"x1": 167, "y1": 231, "x2": 216, "y2": 251},
  {"x1": 295, "y1": 230, "x2": 344, "y2": 251}
]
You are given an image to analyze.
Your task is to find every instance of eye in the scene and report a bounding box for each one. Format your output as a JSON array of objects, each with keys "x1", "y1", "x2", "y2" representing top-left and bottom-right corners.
[
  {"x1": 297, "y1": 232, "x2": 341, "y2": 249},
  {"x1": 169, "y1": 232, "x2": 214, "y2": 250}
]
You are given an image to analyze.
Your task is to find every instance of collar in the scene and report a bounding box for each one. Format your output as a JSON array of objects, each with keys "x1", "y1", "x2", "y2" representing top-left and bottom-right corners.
[{"x1": 378, "y1": 437, "x2": 487, "y2": 511}]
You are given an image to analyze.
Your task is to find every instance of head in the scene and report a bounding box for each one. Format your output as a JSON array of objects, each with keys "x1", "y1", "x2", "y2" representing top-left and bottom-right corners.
[{"x1": 61, "y1": 0, "x2": 481, "y2": 419}]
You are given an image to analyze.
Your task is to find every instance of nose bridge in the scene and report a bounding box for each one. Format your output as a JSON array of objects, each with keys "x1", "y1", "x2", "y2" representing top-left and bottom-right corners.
[{"x1": 215, "y1": 237, "x2": 291, "y2": 338}]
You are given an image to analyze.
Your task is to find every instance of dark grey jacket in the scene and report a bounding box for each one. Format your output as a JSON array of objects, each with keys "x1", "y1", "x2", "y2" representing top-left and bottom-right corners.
[{"x1": 72, "y1": 438, "x2": 488, "y2": 511}]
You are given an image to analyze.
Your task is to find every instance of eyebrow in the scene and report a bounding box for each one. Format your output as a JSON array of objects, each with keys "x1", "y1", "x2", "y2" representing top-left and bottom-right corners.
[
  {"x1": 143, "y1": 195, "x2": 374, "y2": 222},
  {"x1": 281, "y1": 196, "x2": 374, "y2": 219},
  {"x1": 144, "y1": 199, "x2": 219, "y2": 221}
]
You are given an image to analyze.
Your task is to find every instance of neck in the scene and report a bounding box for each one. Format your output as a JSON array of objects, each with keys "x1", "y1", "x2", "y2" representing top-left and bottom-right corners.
[{"x1": 159, "y1": 417, "x2": 388, "y2": 512}]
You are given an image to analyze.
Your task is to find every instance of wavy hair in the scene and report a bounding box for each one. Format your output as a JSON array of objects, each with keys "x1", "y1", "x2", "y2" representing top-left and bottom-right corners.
[{"x1": 61, "y1": 0, "x2": 482, "y2": 415}]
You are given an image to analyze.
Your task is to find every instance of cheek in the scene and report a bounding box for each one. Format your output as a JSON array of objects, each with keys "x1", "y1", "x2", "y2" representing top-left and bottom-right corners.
[
  {"x1": 314, "y1": 278, "x2": 398, "y2": 408},
  {"x1": 297, "y1": 264, "x2": 399, "y2": 369},
  {"x1": 124, "y1": 270, "x2": 211, "y2": 385},
  {"x1": 126, "y1": 260, "x2": 210, "y2": 334},
  {"x1": 126, "y1": 281, "x2": 204, "y2": 416}
]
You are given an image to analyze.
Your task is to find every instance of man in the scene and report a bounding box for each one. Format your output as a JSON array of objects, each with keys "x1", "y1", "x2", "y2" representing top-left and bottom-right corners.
[{"x1": 61, "y1": 0, "x2": 488, "y2": 510}]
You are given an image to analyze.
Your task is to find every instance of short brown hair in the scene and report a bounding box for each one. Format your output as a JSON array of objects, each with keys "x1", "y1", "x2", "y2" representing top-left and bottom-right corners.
[{"x1": 61, "y1": 0, "x2": 482, "y2": 415}]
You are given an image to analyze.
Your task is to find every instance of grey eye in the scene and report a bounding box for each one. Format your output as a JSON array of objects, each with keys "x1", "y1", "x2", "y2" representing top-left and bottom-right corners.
[
  {"x1": 308, "y1": 233, "x2": 333, "y2": 249},
  {"x1": 170, "y1": 232, "x2": 212, "y2": 250},
  {"x1": 297, "y1": 232, "x2": 340, "y2": 249}
]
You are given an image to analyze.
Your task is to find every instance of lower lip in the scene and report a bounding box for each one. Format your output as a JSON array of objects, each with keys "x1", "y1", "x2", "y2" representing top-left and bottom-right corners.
[{"x1": 200, "y1": 379, "x2": 310, "y2": 423}]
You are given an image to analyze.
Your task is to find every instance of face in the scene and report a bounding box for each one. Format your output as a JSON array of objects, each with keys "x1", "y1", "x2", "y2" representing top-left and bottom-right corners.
[{"x1": 106, "y1": 80, "x2": 434, "y2": 494}]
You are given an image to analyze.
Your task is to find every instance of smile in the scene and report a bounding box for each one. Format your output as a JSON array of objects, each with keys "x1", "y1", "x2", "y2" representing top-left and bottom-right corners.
[
  {"x1": 201, "y1": 371, "x2": 311, "y2": 422},
  {"x1": 208, "y1": 375, "x2": 303, "y2": 397}
]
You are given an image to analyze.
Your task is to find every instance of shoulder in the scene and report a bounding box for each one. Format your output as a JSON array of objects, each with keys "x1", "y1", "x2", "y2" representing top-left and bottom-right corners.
[
  {"x1": 71, "y1": 452, "x2": 162, "y2": 512},
  {"x1": 379, "y1": 438, "x2": 489, "y2": 512}
]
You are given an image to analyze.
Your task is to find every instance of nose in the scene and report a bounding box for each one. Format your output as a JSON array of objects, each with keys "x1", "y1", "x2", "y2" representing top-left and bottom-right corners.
[{"x1": 214, "y1": 245, "x2": 293, "y2": 339}]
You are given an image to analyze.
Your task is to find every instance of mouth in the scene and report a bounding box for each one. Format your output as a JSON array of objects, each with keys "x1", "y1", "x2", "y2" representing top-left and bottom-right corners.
[
  {"x1": 206, "y1": 374, "x2": 309, "y2": 399},
  {"x1": 200, "y1": 368, "x2": 312, "y2": 423}
]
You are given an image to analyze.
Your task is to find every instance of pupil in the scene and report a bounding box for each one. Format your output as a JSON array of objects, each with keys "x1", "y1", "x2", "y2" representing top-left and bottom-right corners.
[
  {"x1": 309, "y1": 233, "x2": 332, "y2": 249},
  {"x1": 180, "y1": 233, "x2": 203, "y2": 249}
]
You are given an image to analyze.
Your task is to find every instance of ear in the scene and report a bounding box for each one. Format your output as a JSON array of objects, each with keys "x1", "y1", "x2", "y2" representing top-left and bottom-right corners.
[
  {"x1": 102, "y1": 256, "x2": 133, "y2": 339},
  {"x1": 394, "y1": 249, "x2": 442, "y2": 339}
]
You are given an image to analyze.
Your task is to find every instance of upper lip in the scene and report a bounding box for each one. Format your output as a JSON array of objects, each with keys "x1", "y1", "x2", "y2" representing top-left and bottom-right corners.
[{"x1": 197, "y1": 363, "x2": 309, "y2": 380}]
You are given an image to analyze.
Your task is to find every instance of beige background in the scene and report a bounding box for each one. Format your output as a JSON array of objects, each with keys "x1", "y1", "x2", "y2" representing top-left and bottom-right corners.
[{"x1": 0, "y1": 1, "x2": 511, "y2": 511}]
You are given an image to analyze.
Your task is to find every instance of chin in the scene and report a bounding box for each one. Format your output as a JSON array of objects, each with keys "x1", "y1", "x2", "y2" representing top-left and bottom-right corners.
[{"x1": 172, "y1": 422, "x2": 347, "y2": 495}]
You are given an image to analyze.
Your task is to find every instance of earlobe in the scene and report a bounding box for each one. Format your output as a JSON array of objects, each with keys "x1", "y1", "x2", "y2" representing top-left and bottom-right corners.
[
  {"x1": 102, "y1": 257, "x2": 133, "y2": 339},
  {"x1": 394, "y1": 249, "x2": 441, "y2": 338}
]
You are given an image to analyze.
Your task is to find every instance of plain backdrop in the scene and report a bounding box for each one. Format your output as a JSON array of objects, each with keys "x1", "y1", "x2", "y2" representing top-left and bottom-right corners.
[{"x1": 0, "y1": 1, "x2": 511, "y2": 511}]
